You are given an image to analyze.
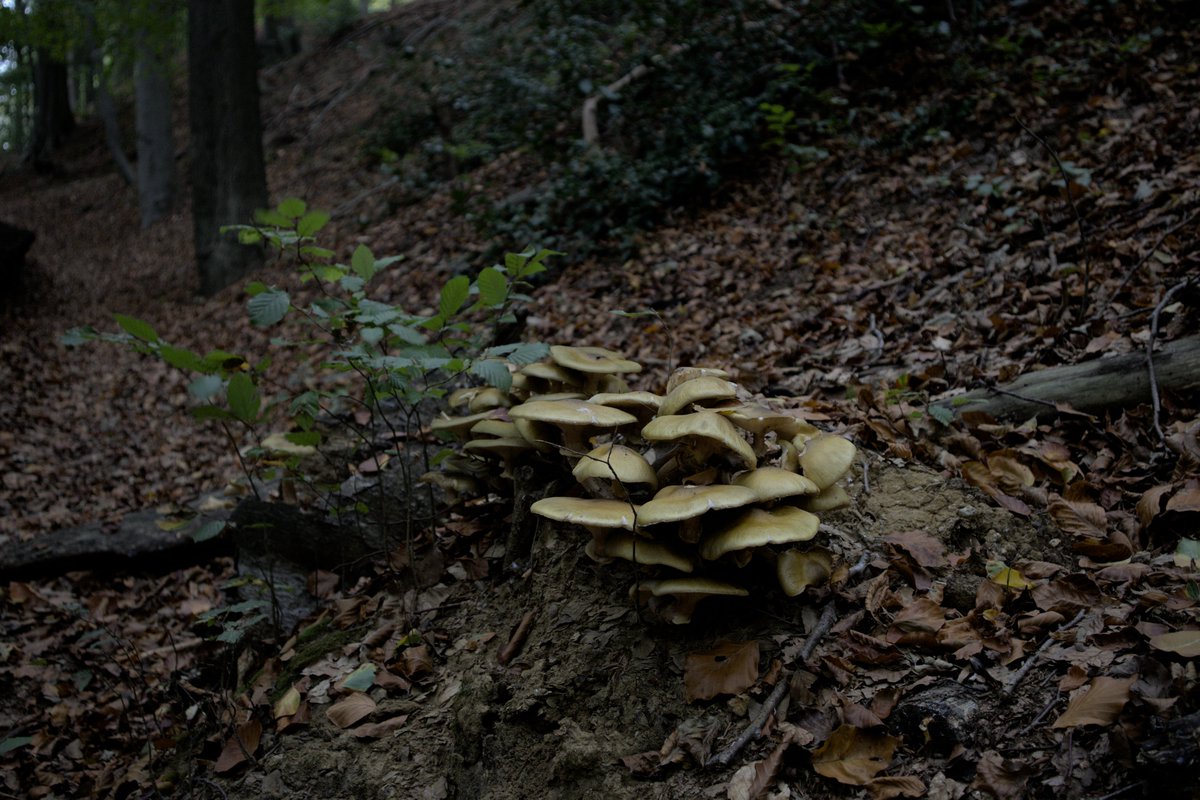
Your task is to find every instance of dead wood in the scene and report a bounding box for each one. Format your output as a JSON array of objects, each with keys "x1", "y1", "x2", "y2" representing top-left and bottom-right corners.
[{"x1": 934, "y1": 335, "x2": 1200, "y2": 420}]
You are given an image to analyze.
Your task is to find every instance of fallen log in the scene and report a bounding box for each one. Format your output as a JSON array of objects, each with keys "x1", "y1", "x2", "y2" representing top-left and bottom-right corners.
[{"x1": 933, "y1": 335, "x2": 1200, "y2": 421}]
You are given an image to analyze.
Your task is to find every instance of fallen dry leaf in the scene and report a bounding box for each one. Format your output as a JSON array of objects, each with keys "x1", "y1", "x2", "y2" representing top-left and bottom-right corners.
[
  {"x1": 1051, "y1": 676, "x2": 1134, "y2": 729},
  {"x1": 350, "y1": 714, "x2": 409, "y2": 739},
  {"x1": 867, "y1": 775, "x2": 927, "y2": 799},
  {"x1": 1148, "y1": 630, "x2": 1200, "y2": 658},
  {"x1": 214, "y1": 719, "x2": 262, "y2": 774},
  {"x1": 684, "y1": 641, "x2": 760, "y2": 702},
  {"x1": 726, "y1": 733, "x2": 792, "y2": 800},
  {"x1": 326, "y1": 692, "x2": 377, "y2": 729},
  {"x1": 972, "y1": 750, "x2": 1034, "y2": 799},
  {"x1": 811, "y1": 724, "x2": 899, "y2": 785},
  {"x1": 1048, "y1": 497, "x2": 1107, "y2": 538}
]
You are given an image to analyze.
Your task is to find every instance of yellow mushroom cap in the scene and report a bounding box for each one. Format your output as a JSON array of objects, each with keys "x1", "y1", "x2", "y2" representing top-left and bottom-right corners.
[
  {"x1": 549, "y1": 345, "x2": 642, "y2": 374},
  {"x1": 798, "y1": 434, "x2": 857, "y2": 491},
  {"x1": 430, "y1": 409, "x2": 507, "y2": 439},
  {"x1": 572, "y1": 444, "x2": 659, "y2": 489},
  {"x1": 800, "y1": 484, "x2": 851, "y2": 512},
  {"x1": 588, "y1": 390, "x2": 663, "y2": 414},
  {"x1": 665, "y1": 366, "x2": 732, "y2": 394},
  {"x1": 700, "y1": 506, "x2": 820, "y2": 560},
  {"x1": 657, "y1": 376, "x2": 740, "y2": 417},
  {"x1": 637, "y1": 484, "x2": 758, "y2": 526},
  {"x1": 732, "y1": 467, "x2": 819, "y2": 502},
  {"x1": 718, "y1": 403, "x2": 820, "y2": 440},
  {"x1": 530, "y1": 496, "x2": 641, "y2": 530},
  {"x1": 469, "y1": 419, "x2": 520, "y2": 439},
  {"x1": 595, "y1": 532, "x2": 693, "y2": 573},
  {"x1": 467, "y1": 387, "x2": 513, "y2": 413},
  {"x1": 641, "y1": 412, "x2": 756, "y2": 470},
  {"x1": 777, "y1": 547, "x2": 833, "y2": 596},
  {"x1": 509, "y1": 399, "x2": 638, "y2": 428},
  {"x1": 636, "y1": 577, "x2": 748, "y2": 598},
  {"x1": 519, "y1": 362, "x2": 582, "y2": 386}
]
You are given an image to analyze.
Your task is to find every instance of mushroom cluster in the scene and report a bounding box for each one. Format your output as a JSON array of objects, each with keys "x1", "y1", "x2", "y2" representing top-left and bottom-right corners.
[{"x1": 423, "y1": 345, "x2": 858, "y2": 622}]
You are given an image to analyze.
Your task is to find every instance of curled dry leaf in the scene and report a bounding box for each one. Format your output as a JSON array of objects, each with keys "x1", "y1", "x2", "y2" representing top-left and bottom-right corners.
[
  {"x1": 1148, "y1": 630, "x2": 1200, "y2": 658},
  {"x1": 351, "y1": 714, "x2": 408, "y2": 739},
  {"x1": 214, "y1": 719, "x2": 262, "y2": 774},
  {"x1": 972, "y1": 750, "x2": 1035, "y2": 799},
  {"x1": 326, "y1": 692, "x2": 377, "y2": 729},
  {"x1": 1051, "y1": 676, "x2": 1134, "y2": 729},
  {"x1": 726, "y1": 733, "x2": 793, "y2": 800},
  {"x1": 811, "y1": 724, "x2": 899, "y2": 785},
  {"x1": 684, "y1": 640, "x2": 760, "y2": 702},
  {"x1": 1048, "y1": 498, "x2": 1107, "y2": 538},
  {"x1": 273, "y1": 686, "x2": 301, "y2": 719},
  {"x1": 867, "y1": 775, "x2": 926, "y2": 800}
]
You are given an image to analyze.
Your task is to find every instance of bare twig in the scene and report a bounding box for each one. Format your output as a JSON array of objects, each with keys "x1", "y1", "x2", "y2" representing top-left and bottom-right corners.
[
  {"x1": 1014, "y1": 117, "x2": 1091, "y2": 323},
  {"x1": 497, "y1": 611, "x2": 536, "y2": 665},
  {"x1": 582, "y1": 45, "x2": 684, "y2": 144},
  {"x1": 1095, "y1": 782, "x2": 1146, "y2": 800},
  {"x1": 711, "y1": 602, "x2": 837, "y2": 767},
  {"x1": 1146, "y1": 276, "x2": 1195, "y2": 450},
  {"x1": 1103, "y1": 210, "x2": 1196, "y2": 314},
  {"x1": 1003, "y1": 609, "x2": 1085, "y2": 696}
]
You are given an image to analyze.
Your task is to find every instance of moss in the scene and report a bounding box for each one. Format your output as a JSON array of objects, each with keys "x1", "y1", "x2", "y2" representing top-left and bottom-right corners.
[{"x1": 267, "y1": 619, "x2": 364, "y2": 703}]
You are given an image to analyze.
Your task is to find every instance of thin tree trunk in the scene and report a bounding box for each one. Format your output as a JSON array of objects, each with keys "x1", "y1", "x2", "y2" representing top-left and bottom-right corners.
[
  {"x1": 188, "y1": 0, "x2": 269, "y2": 295},
  {"x1": 29, "y1": 47, "x2": 75, "y2": 163},
  {"x1": 83, "y1": 6, "x2": 135, "y2": 187},
  {"x1": 134, "y1": 2, "x2": 177, "y2": 228}
]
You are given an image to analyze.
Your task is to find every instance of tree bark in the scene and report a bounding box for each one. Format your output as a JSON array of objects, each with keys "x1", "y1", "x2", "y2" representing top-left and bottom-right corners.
[
  {"x1": 135, "y1": 2, "x2": 177, "y2": 228},
  {"x1": 934, "y1": 335, "x2": 1200, "y2": 420},
  {"x1": 29, "y1": 47, "x2": 75, "y2": 163},
  {"x1": 187, "y1": 0, "x2": 268, "y2": 295}
]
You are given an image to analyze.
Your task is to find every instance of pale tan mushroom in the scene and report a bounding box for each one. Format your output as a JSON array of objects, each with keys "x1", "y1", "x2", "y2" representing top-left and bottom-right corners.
[
  {"x1": 572, "y1": 443, "x2": 658, "y2": 498},
  {"x1": 657, "y1": 375, "x2": 740, "y2": 417},
  {"x1": 797, "y1": 434, "x2": 857, "y2": 491},
  {"x1": 700, "y1": 506, "x2": 819, "y2": 561},
  {"x1": 588, "y1": 391, "x2": 662, "y2": 424},
  {"x1": 549, "y1": 345, "x2": 642, "y2": 393},
  {"x1": 664, "y1": 366, "x2": 732, "y2": 394},
  {"x1": 732, "y1": 467, "x2": 819, "y2": 503},
  {"x1": 530, "y1": 496, "x2": 641, "y2": 531},
  {"x1": 638, "y1": 483, "x2": 758, "y2": 543},
  {"x1": 592, "y1": 532, "x2": 693, "y2": 573},
  {"x1": 631, "y1": 577, "x2": 748, "y2": 624},
  {"x1": 642, "y1": 411, "x2": 756, "y2": 472},
  {"x1": 799, "y1": 484, "x2": 851, "y2": 512},
  {"x1": 508, "y1": 399, "x2": 638, "y2": 454},
  {"x1": 777, "y1": 547, "x2": 833, "y2": 596}
]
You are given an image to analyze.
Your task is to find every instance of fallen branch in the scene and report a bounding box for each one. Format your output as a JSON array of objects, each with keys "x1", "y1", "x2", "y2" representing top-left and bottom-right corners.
[
  {"x1": 581, "y1": 45, "x2": 683, "y2": 145},
  {"x1": 932, "y1": 335, "x2": 1200, "y2": 421},
  {"x1": 497, "y1": 611, "x2": 536, "y2": 666},
  {"x1": 711, "y1": 602, "x2": 837, "y2": 767},
  {"x1": 1003, "y1": 608, "x2": 1085, "y2": 697},
  {"x1": 1147, "y1": 276, "x2": 1196, "y2": 449}
]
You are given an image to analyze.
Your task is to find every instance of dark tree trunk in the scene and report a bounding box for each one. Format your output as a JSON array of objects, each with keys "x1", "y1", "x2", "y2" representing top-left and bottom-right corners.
[
  {"x1": 29, "y1": 48, "x2": 75, "y2": 163},
  {"x1": 135, "y1": 1, "x2": 177, "y2": 228},
  {"x1": 187, "y1": 0, "x2": 268, "y2": 296}
]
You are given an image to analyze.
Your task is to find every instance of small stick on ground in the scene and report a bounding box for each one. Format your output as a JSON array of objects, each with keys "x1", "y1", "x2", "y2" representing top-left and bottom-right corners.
[
  {"x1": 711, "y1": 602, "x2": 838, "y2": 767},
  {"x1": 1003, "y1": 609, "x2": 1085, "y2": 697},
  {"x1": 1146, "y1": 276, "x2": 1195, "y2": 450},
  {"x1": 497, "y1": 611, "x2": 536, "y2": 666}
]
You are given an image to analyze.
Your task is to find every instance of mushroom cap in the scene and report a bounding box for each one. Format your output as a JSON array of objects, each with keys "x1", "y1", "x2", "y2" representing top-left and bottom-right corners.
[
  {"x1": 800, "y1": 483, "x2": 851, "y2": 512},
  {"x1": 642, "y1": 412, "x2": 756, "y2": 470},
  {"x1": 463, "y1": 437, "x2": 533, "y2": 458},
  {"x1": 530, "y1": 496, "x2": 641, "y2": 530},
  {"x1": 595, "y1": 532, "x2": 693, "y2": 573},
  {"x1": 777, "y1": 547, "x2": 833, "y2": 596},
  {"x1": 469, "y1": 419, "x2": 519, "y2": 439},
  {"x1": 261, "y1": 432, "x2": 317, "y2": 457},
  {"x1": 665, "y1": 366, "x2": 732, "y2": 394},
  {"x1": 509, "y1": 399, "x2": 638, "y2": 428},
  {"x1": 550, "y1": 345, "x2": 642, "y2": 375},
  {"x1": 589, "y1": 390, "x2": 663, "y2": 413},
  {"x1": 700, "y1": 506, "x2": 820, "y2": 560},
  {"x1": 467, "y1": 387, "x2": 512, "y2": 413},
  {"x1": 637, "y1": 483, "x2": 758, "y2": 526},
  {"x1": 419, "y1": 471, "x2": 479, "y2": 497},
  {"x1": 636, "y1": 577, "x2": 748, "y2": 598},
  {"x1": 732, "y1": 467, "x2": 819, "y2": 502},
  {"x1": 572, "y1": 444, "x2": 659, "y2": 489},
  {"x1": 799, "y1": 434, "x2": 857, "y2": 490},
  {"x1": 718, "y1": 403, "x2": 820, "y2": 439},
  {"x1": 519, "y1": 362, "x2": 582, "y2": 386},
  {"x1": 430, "y1": 409, "x2": 506, "y2": 439},
  {"x1": 658, "y1": 375, "x2": 740, "y2": 417}
]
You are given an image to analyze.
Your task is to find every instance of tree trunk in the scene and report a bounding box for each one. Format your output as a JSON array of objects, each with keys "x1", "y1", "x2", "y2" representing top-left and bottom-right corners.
[
  {"x1": 933, "y1": 335, "x2": 1200, "y2": 420},
  {"x1": 135, "y1": 3, "x2": 177, "y2": 228},
  {"x1": 187, "y1": 0, "x2": 268, "y2": 296},
  {"x1": 29, "y1": 47, "x2": 75, "y2": 163}
]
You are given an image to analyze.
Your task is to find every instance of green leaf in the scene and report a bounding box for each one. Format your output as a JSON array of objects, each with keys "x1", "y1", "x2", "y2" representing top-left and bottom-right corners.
[
  {"x1": 476, "y1": 266, "x2": 508, "y2": 306},
  {"x1": 245, "y1": 281, "x2": 268, "y2": 296},
  {"x1": 300, "y1": 245, "x2": 336, "y2": 261},
  {"x1": 114, "y1": 313, "x2": 159, "y2": 343},
  {"x1": 62, "y1": 326, "x2": 98, "y2": 346},
  {"x1": 360, "y1": 327, "x2": 385, "y2": 345},
  {"x1": 285, "y1": 431, "x2": 321, "y2": 447},
  {"x1": 188, "y1": 375, "x2": 224, "y2": 399},
  {"x1": 191, "y1": 520, "x2": 226, "y2": 543},
  {"x1": 202, "y1": 350, "x2": 247, "y2": 372},
  {"x1": 470, "y1": 358, "x2": 513, "y2": 391},
  {"x1": 297, "y1": 210, "x2": 331, "y2": 238},
  {"x1": 161, "y1": 345, "x2": 205, "y2": 372},
  {"x1": 339, "y1": 663, "x2": 376, "y2": 693},
  {"x1": 439, "y1": 275, "x2": 471, "y2": 318},
  {"x1": 387, "y1": 324, "x2": 426, "y2": 346},
  {"x1": 312, "y1": 264, "x2": 346, "y2": 283},
  {"x1": 278, "y1": 197, "x2": 307, "y2": 218},
  {"x1": 255, "y1": 208, "x2": 292, "y2": 227},
  {"x1": 191, "y1": 405, "x2": 235, "y2": 422},
  {"x1": 227, "y1": 373, "x2": 261, "y2": 424},
  {"x1": 351, "y1": 245, "x2": 377, "y2": 280},
  {"x1": 483, "y1": 342, "x2": 549, "y2": 366},
  {"x1": 248, "y1": 288, "x2": 290, "y2": 327},
  {"x1": 237, "y1": 228, "x2": 263, "y2": 245},
  {"x1": 928, "y1": 405, "x2": 955, "y2": 426},
  {"x1": 0, "y1": 737, "x2": 32, "y2": 756}
]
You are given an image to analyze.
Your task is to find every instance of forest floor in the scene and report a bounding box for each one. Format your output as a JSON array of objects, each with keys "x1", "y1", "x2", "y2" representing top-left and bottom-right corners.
[{"x1": 1, "y1": 1, "x2": 1199, "y2": 798}]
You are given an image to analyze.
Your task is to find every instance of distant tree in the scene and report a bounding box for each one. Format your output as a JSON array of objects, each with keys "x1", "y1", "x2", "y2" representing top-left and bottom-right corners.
[
  {"x1": 28, "y1": 0, "x2": 75, "y2": 164},
  {"x1": 187, "y1": 0, "x2": 267, "y2": 295},
  {"x1": 134, "y1": 0, "x2": 177, "y2": 228}
]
